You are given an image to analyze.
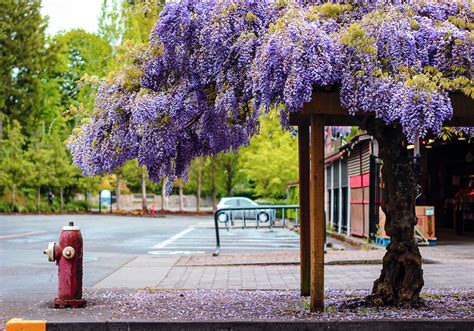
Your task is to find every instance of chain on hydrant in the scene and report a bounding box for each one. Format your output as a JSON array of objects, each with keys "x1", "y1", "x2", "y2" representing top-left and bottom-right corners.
[{"x1": 43, "y1": 222, "x2": 87, "y2": 308}]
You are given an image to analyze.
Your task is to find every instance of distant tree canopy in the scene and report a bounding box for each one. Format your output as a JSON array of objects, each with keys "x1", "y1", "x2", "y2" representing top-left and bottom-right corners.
[{"x1": 0, "y1": 1, "x2": 48, "y2": 133}]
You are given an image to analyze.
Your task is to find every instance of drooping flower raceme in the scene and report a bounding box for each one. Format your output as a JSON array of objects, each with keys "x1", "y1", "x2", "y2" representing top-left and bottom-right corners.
[{"x1": 67, "y1": 0, "x2": 473, "y2": 182}]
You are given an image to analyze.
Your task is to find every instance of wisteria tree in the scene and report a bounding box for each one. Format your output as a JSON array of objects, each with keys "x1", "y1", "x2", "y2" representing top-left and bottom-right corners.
[{"x1": 68, "y1": 0, "x2": 473, "y2": 306}]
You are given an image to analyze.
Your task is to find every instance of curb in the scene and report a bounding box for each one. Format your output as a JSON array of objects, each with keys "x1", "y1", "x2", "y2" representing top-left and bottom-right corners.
[
  {"x1": 6, "y1": 319, "x2": 474, "y2": 331},
  {"x1": 179, "y1": 259, "x2": 384, "y2": 267},
  {"x1": 6, "y1": 318, "x2": 46, "y2": 331},
  {"x1": 327, "y1": 230, "x2": 380, "y2": 250}
]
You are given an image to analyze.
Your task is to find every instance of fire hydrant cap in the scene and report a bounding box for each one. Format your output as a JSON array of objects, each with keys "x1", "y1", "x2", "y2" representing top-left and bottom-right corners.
[{"x1": 62, "y1": 224, "x2": 80, "y2": 231}]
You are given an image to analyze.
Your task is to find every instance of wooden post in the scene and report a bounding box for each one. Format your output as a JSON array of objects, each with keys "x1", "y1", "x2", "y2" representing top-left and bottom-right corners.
[
  {"x1": 310, "y1": 115, "x2": 325, "y2": 312},
  {"x1": 298, "y1": 125, "x2": 311, "y2": 296}
]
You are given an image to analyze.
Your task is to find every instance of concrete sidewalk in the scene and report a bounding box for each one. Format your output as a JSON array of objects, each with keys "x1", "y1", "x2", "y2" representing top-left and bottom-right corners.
[
  {"x1": 91, "y1": 244, "x2": 474, "y2": 290},
  {"x1": 3, "y1": 242, "x2": 474, "y2": 329}
]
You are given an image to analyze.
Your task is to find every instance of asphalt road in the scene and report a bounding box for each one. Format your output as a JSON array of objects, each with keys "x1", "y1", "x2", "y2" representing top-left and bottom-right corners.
[{"x1": 0, "y1": 214, "x2": 300, "y2": 302}]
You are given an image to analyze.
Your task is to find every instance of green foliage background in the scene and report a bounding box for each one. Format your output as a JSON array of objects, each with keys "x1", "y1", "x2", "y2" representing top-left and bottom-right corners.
[{"x1": 0, "y1": 0, "x2": 299, "y2": 213}]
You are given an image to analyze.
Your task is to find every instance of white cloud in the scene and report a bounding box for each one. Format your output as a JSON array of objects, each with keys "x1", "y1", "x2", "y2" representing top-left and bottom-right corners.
[{"x1": 41, "y1": 0, "x2": 103, "y2": 35}]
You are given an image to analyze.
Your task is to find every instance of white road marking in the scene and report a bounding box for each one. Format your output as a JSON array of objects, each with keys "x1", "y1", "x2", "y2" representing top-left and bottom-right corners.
[
  {"x1": 151, "y1": 227, "x2": 195, "y2": 248},
  {"x1": 0, "y1": 231, "x2": 46, "y2": 239},
  {"x1": 148, "y1": 250, "x2": 205, "y2": 255},
  {"x1": 158, "y1": 246, "x2": 298, "y2": 250}
]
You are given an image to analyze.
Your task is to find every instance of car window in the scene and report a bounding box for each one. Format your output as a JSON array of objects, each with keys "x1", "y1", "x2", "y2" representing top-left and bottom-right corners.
[
  {"x1": 239, "y1": 199, "x2": 256, "y2": 206},
  {"x1": 224, "y1": 199, "x2": 238, "y2": 207}
]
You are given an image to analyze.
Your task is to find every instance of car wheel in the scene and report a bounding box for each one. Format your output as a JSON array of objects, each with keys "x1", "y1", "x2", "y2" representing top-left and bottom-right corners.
[
  {"x1": 258, "y1": 212, "x2": 269, "y2": 223},
  {"x1": 217, "y1": 212, "x2": 228, "y2": 223}
]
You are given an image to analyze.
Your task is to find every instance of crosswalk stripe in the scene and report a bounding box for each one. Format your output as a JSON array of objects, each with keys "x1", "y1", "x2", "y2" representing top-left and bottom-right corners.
[
  {"x1": 148, "y1": 227, "x2": 300, "y2": 253},
  {"x1": 159, "y1": 246, "x2": 298, "y2": 250},
  {"x1": 151, "y1": 227, "x2": 195, "y2": 248}
]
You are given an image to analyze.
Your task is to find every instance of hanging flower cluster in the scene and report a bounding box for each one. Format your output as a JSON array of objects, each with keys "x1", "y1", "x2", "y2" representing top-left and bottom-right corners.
[{"x1": 68, "y1": 0, "x2": 473, "y2": 182}]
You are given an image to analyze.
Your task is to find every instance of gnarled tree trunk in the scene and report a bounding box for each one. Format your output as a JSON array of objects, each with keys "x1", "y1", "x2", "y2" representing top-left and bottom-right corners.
[{"x1": 366, "y1": 119, "x2": 424, "y2": 305}]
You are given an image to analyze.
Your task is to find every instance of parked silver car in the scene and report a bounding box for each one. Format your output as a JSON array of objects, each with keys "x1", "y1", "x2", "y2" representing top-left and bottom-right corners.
[{"x1": 216, "y1": 197, "x2": 273, "y2": 224}]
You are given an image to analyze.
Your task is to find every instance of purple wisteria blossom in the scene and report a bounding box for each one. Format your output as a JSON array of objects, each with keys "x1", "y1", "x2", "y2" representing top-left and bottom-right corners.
[{"x1": 67, "y1": 0, "x2": 473, "y2": 181}]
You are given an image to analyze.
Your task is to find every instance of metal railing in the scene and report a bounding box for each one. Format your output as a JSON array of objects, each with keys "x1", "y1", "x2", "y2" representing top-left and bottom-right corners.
[{"x1": 213, "y1": 205, "x2": 299, "y2": 256}]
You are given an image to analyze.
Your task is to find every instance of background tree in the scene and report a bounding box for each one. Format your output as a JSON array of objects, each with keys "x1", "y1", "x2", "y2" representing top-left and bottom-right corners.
[
  {"x1": 27, "y1": 129, "x2": 55, "y2": 212},
  {"x1": 122, "y1": 0, "x2": 165, "y2": 43},
  {"x1": 53, "y1": 30, "x2": 113, "y2": 111},
  {"x1": 48, "y1": 136, "x2": 77, "y2": 211},
  {"x1": 0, "y1": 1, "x2": 48, "y2": 135},
  {"x1": 0, "y1": 121, "x2": 33, "y2": 211},
  {"x1": 98, "y1": 0, "x2": 124, "y2": 46},
  {"x1": 188, "y1": 158, "x2": 206, "y2": 212},
  {"x1": 216, "y1": 153, "x2": 241, "y2": 197},
  {"x1": 240, "y1": 112, "x2": 298, "y2": 199}
]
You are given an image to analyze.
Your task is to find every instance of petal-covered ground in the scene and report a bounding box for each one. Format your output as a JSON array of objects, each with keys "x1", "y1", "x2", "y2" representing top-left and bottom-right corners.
[
  {"x1": 1, "y1": 288, "x2": 473, "y2": 326},
  {"x1": 97, "y1": 288, "x2": 473, "y2": 321}
]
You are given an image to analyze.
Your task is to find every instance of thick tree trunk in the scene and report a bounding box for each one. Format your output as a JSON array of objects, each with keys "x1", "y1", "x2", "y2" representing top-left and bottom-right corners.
[
  {"x1": 196, "y1": 170, "x2": 202, "y2": 213},
  {"x1": 178, "y1": 180, "x2": 184, "y2": 212},
  {"x1": 37, "y1": 186, "x2": 41, "y2": 213},
  {"x1": 141, "y1": 166, "x2": 148, "y2": 212},
  {"x1": 116, "y1": 173, "x2": 121, "y2": 211},
  {"x1": 367, "y1": 120, "x2": 424, "y2": 305}
]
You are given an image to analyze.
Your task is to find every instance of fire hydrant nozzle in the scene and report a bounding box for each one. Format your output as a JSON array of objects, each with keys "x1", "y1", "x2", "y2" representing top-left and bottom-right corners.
[
  {"x1": 43, "y1": 242, "x2": 56, "y2": 262},
  {"x1": 44, "y1": 222, "x2": 86, "y2": 308}
]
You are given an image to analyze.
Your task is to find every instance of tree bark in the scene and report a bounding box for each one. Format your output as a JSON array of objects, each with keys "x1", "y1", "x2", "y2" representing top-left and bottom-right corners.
[
  {"x1": 178, "y1": 180, "x2": 184, "y2": 212},
  {"x1": 141, "y1": 166, "x2": 148, "y2": 212},
  {"x1": 116, "y1": 173, "x2": 121, "y2": 211},
  {"x1": 366, "y1": 119, "x2": 424, "y2": 305},
  {"x1": 196, "y1": 169, "x2": 202, "y2": 212}
]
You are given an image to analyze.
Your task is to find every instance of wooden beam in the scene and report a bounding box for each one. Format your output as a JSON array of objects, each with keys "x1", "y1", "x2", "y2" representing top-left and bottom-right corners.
[
  {"x1": 290, "y1": 113, "x2": 368, "y2": 126},
  {"x1": 298, "y1": 125, "x2": 311, "y2": 297},
  {"x1": 310, "y1": 115, "x2": 325, "y2": 312},
  {"x1": 289, "y1": 92, "x2": 474, "y2": 127}
]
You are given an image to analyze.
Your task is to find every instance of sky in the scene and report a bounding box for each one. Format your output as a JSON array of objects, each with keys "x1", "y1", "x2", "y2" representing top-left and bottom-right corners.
[{"x1": 41, "y1": 0, "x2": 103, "y2": 35}]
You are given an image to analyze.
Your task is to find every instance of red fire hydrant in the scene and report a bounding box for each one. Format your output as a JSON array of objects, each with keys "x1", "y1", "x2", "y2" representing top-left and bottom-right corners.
[{"x1": 43, "y1": 222, "x2": 87, "y2": 308}]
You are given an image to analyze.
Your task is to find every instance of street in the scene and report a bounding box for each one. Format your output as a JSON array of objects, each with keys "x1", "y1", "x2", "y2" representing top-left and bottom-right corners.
[
  {"x1": 0, "y1": 214, "x2": 300, "y2": 301},
  {"x1": 2, "y1": 214, "x2": 474, "y2": 302},
  {"x1": 2, "y1": 214, "x2": 474, "y2": 328}
]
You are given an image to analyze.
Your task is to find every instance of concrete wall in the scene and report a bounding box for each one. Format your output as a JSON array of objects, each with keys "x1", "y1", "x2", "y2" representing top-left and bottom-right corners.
[{"x1": 75, "y1": 193, "x2": 214, "y2": 211}]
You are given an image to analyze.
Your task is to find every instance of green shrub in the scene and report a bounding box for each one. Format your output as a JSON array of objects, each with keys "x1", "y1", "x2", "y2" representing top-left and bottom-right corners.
[
  {"x1": 0, "y1": 200, "x2": 11, "y2": 213},
  {"x1": 64, "y1": 200, "x2": 90, "y2": 212}
]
